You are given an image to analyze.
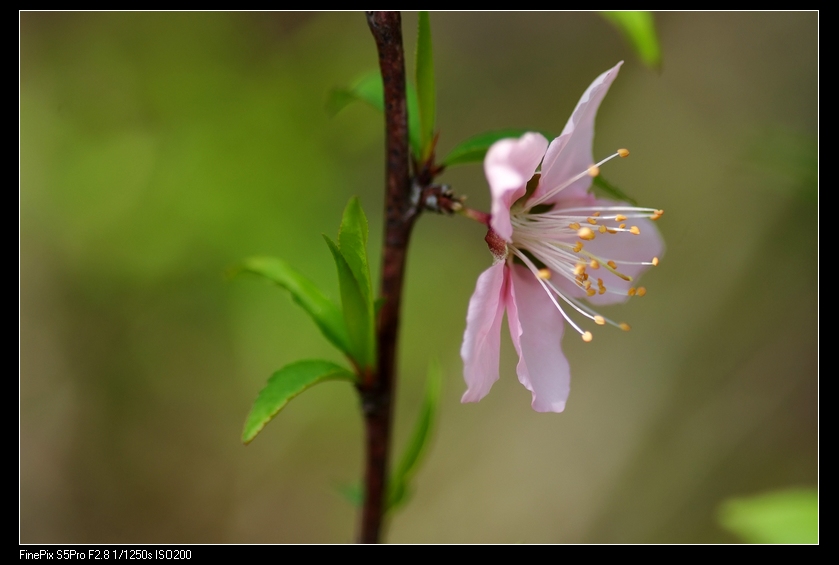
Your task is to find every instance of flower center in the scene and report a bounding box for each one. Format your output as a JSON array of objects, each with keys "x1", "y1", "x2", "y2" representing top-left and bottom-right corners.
[{"x1": 509, "y1": 149, "x2": 663, "y2": 342}]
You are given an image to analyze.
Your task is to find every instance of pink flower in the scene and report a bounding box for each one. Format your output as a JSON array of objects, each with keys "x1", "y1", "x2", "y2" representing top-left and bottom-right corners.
[{"x1": 461, "y1": 62, "x2": 664, "y2": 412}]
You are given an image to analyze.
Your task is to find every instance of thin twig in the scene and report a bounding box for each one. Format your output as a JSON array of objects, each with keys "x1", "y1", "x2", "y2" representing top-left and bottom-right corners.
[{"x1": 359, "y1": 11, "x2": 418, "y2": 544}]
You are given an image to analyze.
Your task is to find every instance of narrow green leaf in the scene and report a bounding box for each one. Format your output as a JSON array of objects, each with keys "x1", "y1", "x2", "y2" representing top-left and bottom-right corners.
[
  {"x1": 415, "y1": 11, "x2": 436, "y2": 161},
  {"x1": 326, "y1": 71, "x2": 422, "y2": 160},
  {"x1": 325, "y1": 72, "x2": 385, "y2": 116},
  {"x1": 718, "y1": 488, "x2": 818, "y2": 544},
  {"x1": 242, "y1": 360, "x2": 355, "y2": 444},
  {"x1": 600, "y1": 11, "x2": 662, "y2": 70},
  {"x1": 443, "y1": 129, "x2": 553, "y2": 167},
  {"x1": 338, "y1": 196, "x2": 371, "y2": 304},
  {"x1": 388, "y1": 360, "x2": 443, "y2": 511},
  {"x1": 234, "y1": 257, "x2": 349, "y2": 355},
  {"x1": 324, "y1": 236, "x2": 375, "y2": 370},
  {"x1": 592, "y1": 174, "x2": 639, "y2": 206}
]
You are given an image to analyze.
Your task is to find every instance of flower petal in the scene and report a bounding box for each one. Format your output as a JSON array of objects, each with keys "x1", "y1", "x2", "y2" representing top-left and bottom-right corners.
[
  {"x1": 580, "y1": 199, "x2": 665, "y2": 306},
  {"x1": 485, "y1": 132, "x2": 549, "y2": 241},
  {"x1": 509, "y1": 264, "x2": 571, "y2": 413},
  {"x1": 536, "y1": 62, "x2": 623, "y2": 204},
  {"x1": 461, "y1": 262, "x2": 508, "y2": 403}
]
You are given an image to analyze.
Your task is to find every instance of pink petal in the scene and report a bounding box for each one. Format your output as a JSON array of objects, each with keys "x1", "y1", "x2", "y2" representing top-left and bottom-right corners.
[
  {"x1": 485, "y1": 132, "x2": 549, "y2": 241},
  {"x1": 535, "y1": 62, "x2": 623, "y2": 204},
  {"x1": 580, "y1": 199, "x2": 665, "y2": 306},
  {"x1": 461, "y1": 262, "x2": 508, "y2": 403},
  {"x1": 509, "y1": 264, "x2": 571, "y2": 413}
]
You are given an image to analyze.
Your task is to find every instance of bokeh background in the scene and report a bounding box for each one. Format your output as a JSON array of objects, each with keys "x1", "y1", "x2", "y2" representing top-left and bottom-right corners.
[{"x1": 20, "y1": 12, "x2": 817, "y2": 543}]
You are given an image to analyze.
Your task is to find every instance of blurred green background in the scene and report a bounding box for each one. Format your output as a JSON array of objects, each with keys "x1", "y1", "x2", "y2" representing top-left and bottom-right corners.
[{"x1": 20, "y1": 12, "x2": 817, "y2": 543}]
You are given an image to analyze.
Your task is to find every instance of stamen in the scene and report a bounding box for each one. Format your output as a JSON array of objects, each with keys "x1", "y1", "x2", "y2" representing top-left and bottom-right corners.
[
  {"x1": 636, "y1": 287, "x2": 647, "y2": 297},
  {"x1": 587, "y1": 217, "x2": 598, "y2": 225},
  {"x1": 569, "y1": 222, "x2": 581, "y2": 230},
  {"x1": 619, "y1": 323, "x2": 631, "y2": 331},
  {"x1": 528, "y1": 151, "x2": 626, "y2": 207},
  {"x1": 537, "y1": 268, "x2": 551, "y2": 280},
  {"x1": 651, "y1": 257, "x2": 659, "y2": 266},
  {"x1": 582, "y1": 331, "x2": 593, "y2": 342},
  {"x1": 617, "y1": 148, "x2": 629, "y2": 158},
  {"x1": 629, "y1": 226, "x2": 641, "y2": 235},
  {"x1": 577, "y1": 227, "x2": 596, "y2": 240},
  {"x1": 594, "y1": 315, "x2": 605, "y2": 325},
  {"x1": 589, "y1": 259, "x2": 600, "y2": 269},
  {"x1": 599, "y1": 225, "x2": 607, "y2": 234},
  {"x1": 573, "y1": 242, "x2": 583, "y2": 253},
  {"x1": 628, "y1": 287, "x2": 636, "y2": 296},
  {"x1": 615, "y1": 214, "x2": 627, "y2": 222}
]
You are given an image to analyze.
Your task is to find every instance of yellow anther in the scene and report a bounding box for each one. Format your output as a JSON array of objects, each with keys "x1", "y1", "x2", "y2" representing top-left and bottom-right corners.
[
  {"x1": 607, "y1": 260, "x2": 617, "y2": 269},
  {"x1": 599, "y1": 224, "x2": 607, "y2": 233},
  {"x1": 573, "y1": 242, "x2": 583, "y2": 253},
  {"x1": 619, "y1": 223, "x2": 626, "y2": 229},
  {"x1": 537, "y1": 268, "x2": 551, "y2": 280},
  {"x1": 573, "y1": 263, "x2": 586, "y2": 276},
  {"x1": 651, "y1": 257, "x2": 659, "y2": 266},
  {"x1": 594, "y1": 315, "x2": 605, "y2": 325},
  {"x1": 583, "y1": 280, "x2": 592, "y2": 290},
  {"x1": 597, "y1": 278, "x2": 604, "y2": 286},
  {"x1": 569, "y1": 222, "x2": 581, "y2": 230},
  {"x1": 629, "y1": 226, "x2": 641, "y2": 235},
  {"x1": 586, "y1": 288, "x2": 596, "y2": 297},
  {"x1": 617, "y1": 148, "x2": 630, "y2": 158},
  {"x1": 628, "y1": 287, "x2": 637, "y2": 296},
  {"x1": 636, "y1": 287, "x2": 647, "y2": 297},
  {"x1": 607, "y1": 229, "x2": 618, "y2": 234},
  {"x1": 592, "y1": 211, "x2": 601, "y2": 217},
  {"x1": 619, "y1": 323, "x2": 631, "y2": 332},
  {"x1": 587, "y1": 217, "x2": 598, "y2": 225},
  {"x1": 582, "y1": 331, "x2": 593, "y2": 342},
  {"x1": 588, "y1": 165, "x2": 600, "y2": 177},
  {"x1": 598, "y1": 286, "x2": 606, "y2": 295},
  {"x1": 577, "y1": 227, "x2": 596, "y2": 240},
  {"x1": 650, "y1": 209, "x2": 664, "y2": 220},
  {"x1": 615, "y1": 214, "x2": 627, "y2": 222},
  {"x1": 589, "y1": 259, "x2": 600, "y2": 269}
]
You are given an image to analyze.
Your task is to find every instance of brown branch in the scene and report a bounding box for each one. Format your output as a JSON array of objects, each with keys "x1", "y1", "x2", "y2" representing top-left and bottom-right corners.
[{"x1": 359, "y1": 11, "x2": 419, "y2": 544}]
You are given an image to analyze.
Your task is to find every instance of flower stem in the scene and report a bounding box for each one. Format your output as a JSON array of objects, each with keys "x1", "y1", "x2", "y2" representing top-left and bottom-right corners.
[{"x1": 359, "y1": 11, "x2": 418, "y2": 544}]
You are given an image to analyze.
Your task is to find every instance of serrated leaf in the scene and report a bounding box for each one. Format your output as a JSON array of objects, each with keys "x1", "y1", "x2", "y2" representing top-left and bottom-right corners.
[
  {"x1": 338, "y1": 196, "x2": 371, "y2": 304},
  {"x1": 234, "y1": 257, "x2": 350, "y2": 355},
  {"x1": 324, "y1": 236, "x2": 375, "y2": 370},
  {"x1": 443, "y1": 129, "x2": 553, "y2": 167},
  {"x1": 388, "y1": 360, "x2": 443, "y2": 511},
  {"x1": 242, "y1": 360, "x2": 355, "y2": 444},
  {"x1": 592, "y1": 174, "x2": 639, "y2": 206},
  {"x1": 326, "y1": 71, "x2": 422, "y2": 160},
  {"x1": 600, "y1": 11, "x2": 662, "y2": 70},
  {"x1": 416, "y1": 11, "x2": 436, "y2": 161},
  {"x1": 718, "y1": 488, "x2": 818, "y2": 544}
]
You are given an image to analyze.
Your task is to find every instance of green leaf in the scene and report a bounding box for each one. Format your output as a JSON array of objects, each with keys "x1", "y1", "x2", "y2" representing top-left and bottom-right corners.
[
  {"x1": 324, "y1": 236, "x2": 375, "y2": 370},
  {"x1": 325, "y1": 72, "x2": 385, "y2": 116},
  {"x1": 337, "y1": 196, "x2": 371, "y2": 305},
  {"x1": 415, "y1": 11, "x2": 436, "y2": 161},
  {"x1": 326, "y1": 71, "x2": 422, "y2": 160},
  {"x1": 718, "y1": 488, "x2": 818, "y2": 544},
  {"x1": 233, "y1": 257, "x2": 350, "y2": 355},
  {"x1": 443, "y1": 129, "x2": 553, "y2": 167},
  {"x1": 592, "y1": 174, "x2": 639, "y2": 206},
  {"x1": 600, "y1": 11, "x2": 662, "y2": 70},
  {"x1": 388, "y1": 360, "x2": 443, "y2": 511},
  {"x1": 242, "y1": 360, "x2": 355, "y2": 444}
]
